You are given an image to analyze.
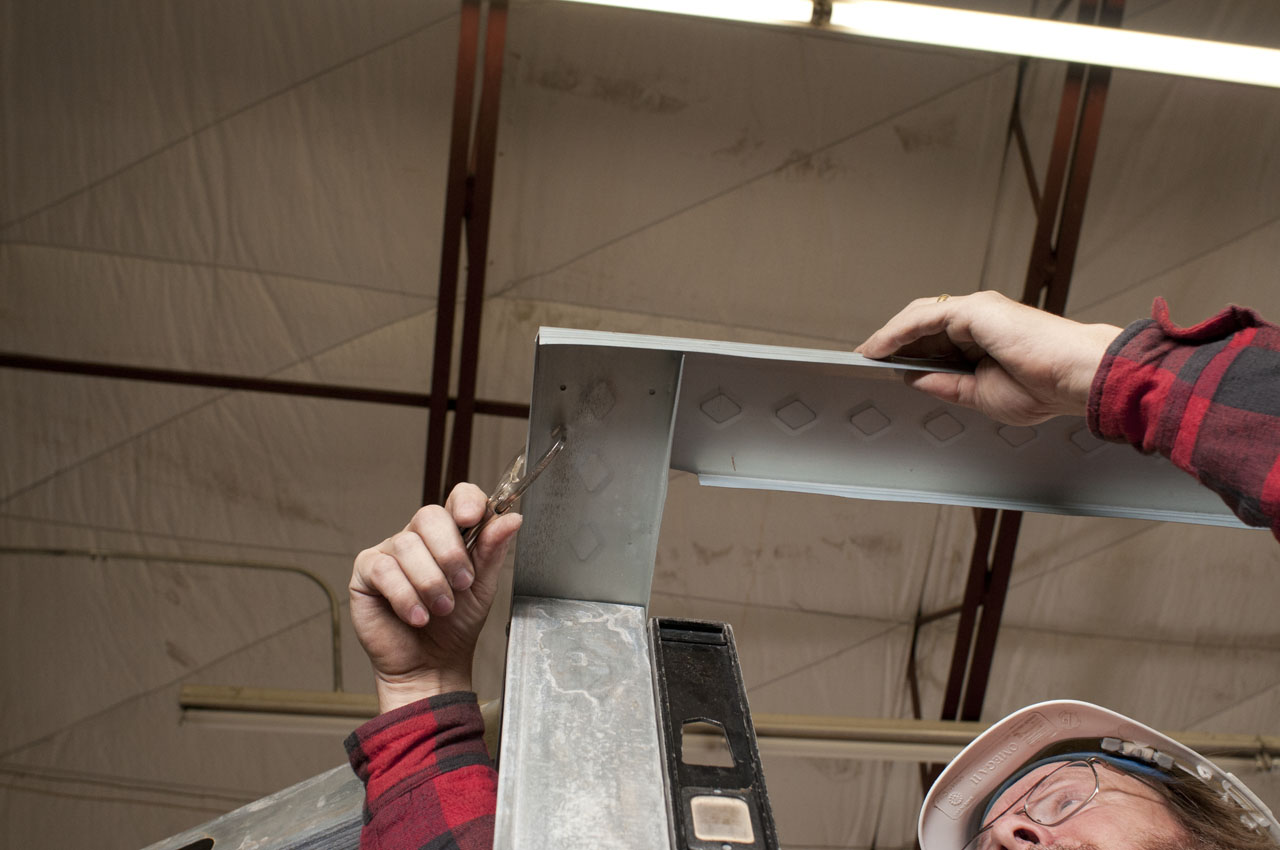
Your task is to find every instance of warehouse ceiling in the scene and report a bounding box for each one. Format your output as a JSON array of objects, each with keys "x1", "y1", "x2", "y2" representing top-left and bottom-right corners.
[{"x1": 2, "y1": 1, "x2": 1279, "y2": 848}]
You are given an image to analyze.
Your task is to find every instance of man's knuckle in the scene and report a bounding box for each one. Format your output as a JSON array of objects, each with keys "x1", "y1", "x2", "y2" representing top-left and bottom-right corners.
[
  {"x1": 443, "y1": 540, "x2": 472, "y2": 569},
  {"x1": 413, "y1": 573, "x2": 448, "y2": 597},
  {"x1": 368, "y1": 552, "x2": 400, "y2": 580},
  {"x1": 388, "y1": 531, "x2": 418, "y2": 555},
  {"x1": 411, "y1": 503, "x2": 451, "y2": 530}
]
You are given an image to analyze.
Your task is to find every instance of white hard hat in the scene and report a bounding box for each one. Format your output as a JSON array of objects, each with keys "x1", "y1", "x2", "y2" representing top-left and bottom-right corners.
[{"x1": 918, "y1": 700, "x2": 1279, "y2": 850}]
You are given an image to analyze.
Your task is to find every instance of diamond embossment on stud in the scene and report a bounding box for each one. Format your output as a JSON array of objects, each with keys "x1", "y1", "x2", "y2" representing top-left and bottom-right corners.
[
  {"x1": 849, "y1": 404, "x2": 891, "y2": 437},
  {"x1": 775, "y1": 398, "x2": 817, "y2": 432},
  {"x1": 997, "y1": 424, "x2": 1037, "y2": 448},
  {"x1": 923, "y1": 411, "x2": 965, "y2": 443},
  {"x1": 700, "y1": 391, "x2": 742, "y2": 427}
]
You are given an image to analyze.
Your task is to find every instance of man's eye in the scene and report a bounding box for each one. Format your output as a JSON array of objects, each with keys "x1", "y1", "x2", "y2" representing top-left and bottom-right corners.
[{"x1": 1044, "y1": 789, "x2": 1085, "y2": 814}]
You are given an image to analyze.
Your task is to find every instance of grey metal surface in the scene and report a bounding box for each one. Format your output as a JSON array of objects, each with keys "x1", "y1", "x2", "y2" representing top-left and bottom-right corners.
[
  {"x1": 494, "y1": 597, "x2": 672, "y2": 850},
  {"x1": 139, "y1": 764, "x2": 361, "y2": 850},
  {"x1": 512, "y1": 332, "x2": 684, "y2": 606},
  {"x1": 535, "y1": 328, "x2": 1245, "y2": 528}
]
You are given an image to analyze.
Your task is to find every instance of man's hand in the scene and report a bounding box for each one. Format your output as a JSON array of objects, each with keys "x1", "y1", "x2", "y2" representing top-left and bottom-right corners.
[
  {"x1": 349, "y1": 483, "x2": 522, "y2": 713},
  {"x1": 856, "y1": 291, "x2": 1123, "y2": 426}
]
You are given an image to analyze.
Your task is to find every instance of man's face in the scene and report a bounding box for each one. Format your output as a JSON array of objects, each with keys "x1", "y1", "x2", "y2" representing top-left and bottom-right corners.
[{"x1": 975, "y1": 761, "x2": 1187, "y2": 850}]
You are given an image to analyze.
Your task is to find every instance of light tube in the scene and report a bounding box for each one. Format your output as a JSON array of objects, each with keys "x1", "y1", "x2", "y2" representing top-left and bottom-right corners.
[
  {"x1": 829, "y1": 1, "x2": 1280, "y2": 89},
  {"x1": 556, "y1": 0, "x2": 1280, "y2": 89}
]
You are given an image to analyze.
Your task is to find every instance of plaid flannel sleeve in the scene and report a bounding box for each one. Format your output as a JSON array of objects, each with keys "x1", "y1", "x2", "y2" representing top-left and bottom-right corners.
[
  {"x1": 1088, "y1": 297, "x2": 1280, "y2": 539},
  {"x1": 345, "y1": 691, "x2": 496, "y2": 850}
]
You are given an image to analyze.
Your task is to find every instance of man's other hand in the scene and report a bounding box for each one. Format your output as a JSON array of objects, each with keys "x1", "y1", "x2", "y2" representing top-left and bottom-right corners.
[{"x1": 856, "y1": 291, "x2": 1123, "y2": 426}]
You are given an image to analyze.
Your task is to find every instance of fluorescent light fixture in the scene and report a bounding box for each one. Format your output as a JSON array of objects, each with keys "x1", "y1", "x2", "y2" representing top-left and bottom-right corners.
[
  {"x1": 557, "y1": 0, "x2": 1280, "y2": 89},
  {"x1": 829, "y1": 1, "x2": 1280, "y2": 88}
]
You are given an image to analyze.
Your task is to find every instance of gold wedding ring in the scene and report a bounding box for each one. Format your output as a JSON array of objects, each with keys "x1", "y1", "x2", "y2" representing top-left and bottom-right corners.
[{"x1": 936, "y1": 294, "x2": 951, "y2": 302}]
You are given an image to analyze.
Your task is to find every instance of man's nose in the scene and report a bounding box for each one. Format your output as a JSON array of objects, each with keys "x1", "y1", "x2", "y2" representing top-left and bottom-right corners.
[{"x1": 980, "y1": 812, "x2": 1050, "y2": 849}]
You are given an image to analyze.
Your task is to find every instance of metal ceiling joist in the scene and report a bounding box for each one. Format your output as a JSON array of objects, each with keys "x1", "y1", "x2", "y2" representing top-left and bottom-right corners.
[
  {"x1": 424, "y1": 0, "x2": 512, "y2": 505},
  {"x1": 0, "y1": 351, "x2": 530, "y2": 417},
  {"x1": 1023, "y1": 0, "x2": 1125, "y2": 312},
  {"x1": 941, "y1": 509, "x2": 1023, "y2": 723}
]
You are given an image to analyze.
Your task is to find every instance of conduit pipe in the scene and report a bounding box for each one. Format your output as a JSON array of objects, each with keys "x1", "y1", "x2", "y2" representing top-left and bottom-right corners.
[
  {"x1": 2, "y1": 547, "x2": 345, "y2": 691},
  {"x1": 176, "y1": 686, "x2": 1280, "y2": 772}
]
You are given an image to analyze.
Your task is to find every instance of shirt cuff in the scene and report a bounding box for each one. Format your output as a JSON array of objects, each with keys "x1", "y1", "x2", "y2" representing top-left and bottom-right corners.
[
  {"x1": 1088, "y1": 296, "x2": 1273, "y2": 449},
  {"x1": 344, "y1": 691, "x2": 493, "y2": 823}
]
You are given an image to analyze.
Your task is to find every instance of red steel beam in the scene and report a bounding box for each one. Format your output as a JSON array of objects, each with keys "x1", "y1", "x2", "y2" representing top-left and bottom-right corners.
[
  {"x1": 1041, "y1": 9, "x2": 1122, "y2": 315},
  {"x1": 1007, "y1": 59, "x2": 1043, "y2": 210},
  {"x1": 0, "y1": 351, "x2": 530, "y2": 417},
  {"x1": 939, "y1": 508, "x2": 998, "y2": 721},
  {"x1": 1021, "y1": 57, "x2": 1088, "y2": 306},
  {"x1": 447, "y1": 0, "x2": 510, "y2": 493},
  {"x1": 424, "y1": 0, "x2": 486, "y2": 506},
  {"x1": 959, "y1": 510, "x2": 1022, "y2": 721}
]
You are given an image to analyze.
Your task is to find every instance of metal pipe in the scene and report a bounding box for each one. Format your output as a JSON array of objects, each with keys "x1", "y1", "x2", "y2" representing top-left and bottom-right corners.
[
  {"x1": 2, "y1": 546, "x2": 346, "y2": 692},
  {"x1": 173, "y1": 685, "x2": 1280, "y2": 769},
  {"x1": 179, "y1": 685, "x2": 376, "y2": 716},
  {"x1": 753, "y1": 714, "x2": 1280, "y2": 770}
]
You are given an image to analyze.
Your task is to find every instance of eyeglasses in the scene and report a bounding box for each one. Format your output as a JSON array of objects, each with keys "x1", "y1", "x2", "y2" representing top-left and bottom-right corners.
[{"x1": 963, "y1": 759, "x2": 1105, "y2": 850}]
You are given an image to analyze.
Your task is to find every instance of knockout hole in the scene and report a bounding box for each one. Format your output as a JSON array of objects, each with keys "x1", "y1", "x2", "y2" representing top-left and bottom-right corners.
[{"x1": 681, "y1": 719, "x2": 735, "y2": 768}]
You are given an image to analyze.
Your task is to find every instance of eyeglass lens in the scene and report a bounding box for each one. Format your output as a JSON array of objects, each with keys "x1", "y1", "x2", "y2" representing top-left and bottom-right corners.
[
  {"x1": 1017, "y1": 762, "x2": 1098, "y2": 825},
  {"x1": 965, "y1": 761, "x2": 1099, "y2": 850}
]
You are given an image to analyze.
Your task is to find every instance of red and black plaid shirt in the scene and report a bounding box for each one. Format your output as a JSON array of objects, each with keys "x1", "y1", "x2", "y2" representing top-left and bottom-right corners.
[
  {"x1": 346, "y1": 299, "x2": 1280, "y2": 850},
  {"x1": 345, "y1": 691, "x2": 496, "y2": 850},
  {"x1": 1090, "y1": 298, "x2": 1280, "y2": 539}
]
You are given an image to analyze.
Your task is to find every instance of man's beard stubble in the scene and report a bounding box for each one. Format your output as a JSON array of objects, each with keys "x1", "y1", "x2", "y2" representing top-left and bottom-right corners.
[{"x1": 1027, "y1": 836, "x2": 1218, "y2": 850}]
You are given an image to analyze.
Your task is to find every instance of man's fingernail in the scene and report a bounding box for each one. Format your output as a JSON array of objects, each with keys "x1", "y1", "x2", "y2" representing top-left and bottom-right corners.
[
  {"x1": 409, "y1": 605, "x2": 428, "y2": 627},
  {"x1": 430, "y1": 595, "x2": 454, "y2": 616},
  {"x1": 452, "y1": 568, "x2": 474, "y2": 591}
]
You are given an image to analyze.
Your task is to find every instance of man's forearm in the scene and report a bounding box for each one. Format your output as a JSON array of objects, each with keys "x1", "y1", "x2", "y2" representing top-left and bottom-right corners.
[{"x1": 1089, "y1": 297, "x2": 1280, "y2": 538}]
